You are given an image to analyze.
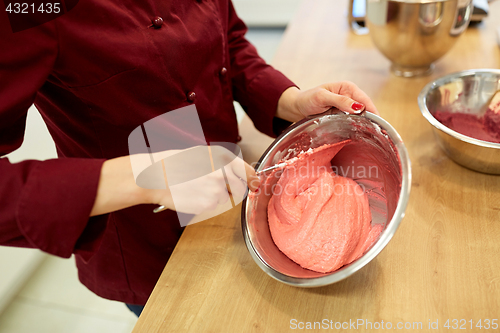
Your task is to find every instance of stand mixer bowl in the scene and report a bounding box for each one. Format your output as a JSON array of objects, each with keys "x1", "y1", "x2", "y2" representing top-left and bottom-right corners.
[{"x1": 366, "y1": 0, "x2": 473, "y2": 77}]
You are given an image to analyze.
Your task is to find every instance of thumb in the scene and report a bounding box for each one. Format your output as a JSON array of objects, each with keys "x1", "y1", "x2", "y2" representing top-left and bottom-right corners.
[
  {"x1": 244, "y1": 162, "x2": 260, "y2": 192},
  {"x1": 230, "y1": 158, "x2": 260, "y2": 192},
  {"x1": 323, "y1": 91, "x2": 365, "y2": 114}
]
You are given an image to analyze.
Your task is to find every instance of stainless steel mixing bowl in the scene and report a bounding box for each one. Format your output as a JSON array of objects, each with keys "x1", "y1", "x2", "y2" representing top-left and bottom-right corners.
[
  {"x1": 366, "y1": 0, "x2": 473, "y2": 77},
  {"x1": 241, "y1": 109, "x2": 411, "y2": 287},
  {"x1": 418, "y1": 69, "x2": 500, "y2": 174}
]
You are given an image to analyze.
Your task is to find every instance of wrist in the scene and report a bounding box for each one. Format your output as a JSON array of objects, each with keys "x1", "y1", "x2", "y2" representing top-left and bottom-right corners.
[
  {"x1": 91, "y1": 156, "x2": 154, "y2": 216},
  {"x1": 276, "y1": 86, "x2": 302, "y2": 122}
]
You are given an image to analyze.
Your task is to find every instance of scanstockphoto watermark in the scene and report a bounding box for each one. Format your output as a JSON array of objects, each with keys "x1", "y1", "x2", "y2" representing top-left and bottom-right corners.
[
  {"x1": 290, "y1": 318, "x2": 499, "y2": 330},
  {"x1": 290, "y1": 319, "x2": 424, "y2": 330}
]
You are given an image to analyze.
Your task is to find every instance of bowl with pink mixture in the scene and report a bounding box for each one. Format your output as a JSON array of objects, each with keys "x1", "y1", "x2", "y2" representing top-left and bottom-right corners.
[
  {"x1": 419, "y1": 69, "x2": 500, "y2": 174},
  {"x1": 241, "y1": 109, "x2": 411, "y2": 287}
]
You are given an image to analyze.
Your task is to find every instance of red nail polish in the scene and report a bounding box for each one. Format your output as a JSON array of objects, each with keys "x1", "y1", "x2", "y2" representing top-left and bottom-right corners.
[{"x1": 351, "y1": 102, "x2": 364, "y2": 111}]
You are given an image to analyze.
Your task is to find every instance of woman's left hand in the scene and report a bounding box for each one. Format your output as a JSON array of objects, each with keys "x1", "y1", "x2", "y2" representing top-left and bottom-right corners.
[{"x1": 276, "y1": 82, "x2": 379, "y2": 123}]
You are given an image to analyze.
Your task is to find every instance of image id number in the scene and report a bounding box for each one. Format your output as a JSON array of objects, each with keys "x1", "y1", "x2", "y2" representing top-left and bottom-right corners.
[
  {"x1": 444, "y1": 319, "x2": 498, "y2": 330},
  {"x1": 6, "y1": 3, "x2": 61, "y2": 14}
]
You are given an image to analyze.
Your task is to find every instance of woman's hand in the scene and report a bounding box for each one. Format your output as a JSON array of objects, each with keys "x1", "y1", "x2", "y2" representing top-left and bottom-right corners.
[
  {"x1": 276, "y1": 82, "x2": 379, "y2": 123},
  {"x1": 90, "y1": 146, "x2": 259, "y2": 217},
  {"x1": 147, "y1": 146, "x2": 259, "y2": 215}
]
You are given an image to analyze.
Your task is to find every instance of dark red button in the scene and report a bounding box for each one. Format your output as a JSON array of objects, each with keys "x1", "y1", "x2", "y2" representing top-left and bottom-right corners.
[
  {"x1": 152, "y1": 16, "x2": 163, "y2": 28},
  {"x1": 236, "y1": 135, "x2": 242, "y2": 142},
  {"x1": 187, "y1": 91, "x2": 196, "y2": 102},
  {"x1": 220, "y1": 67, "x2": 228, "y2": 77}
]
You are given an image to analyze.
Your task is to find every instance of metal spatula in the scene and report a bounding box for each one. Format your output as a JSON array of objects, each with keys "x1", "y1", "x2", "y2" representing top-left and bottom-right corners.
[{"x1": 255, "y1": 162, "x2": 287, "y2": 177}]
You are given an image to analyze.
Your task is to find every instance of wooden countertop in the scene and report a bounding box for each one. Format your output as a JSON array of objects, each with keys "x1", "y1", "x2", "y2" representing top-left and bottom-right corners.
[{"x1": 133, "y1": 1, "x2": 500, "y2": 332}]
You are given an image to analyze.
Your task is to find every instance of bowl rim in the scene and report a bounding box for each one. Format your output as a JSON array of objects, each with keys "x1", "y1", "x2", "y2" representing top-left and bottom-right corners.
[
  {"x1": 418, "y1": 68, "x2": 500, "y2": 149},
  {"x1": 241, "y1": 109, "x2": 412, "y2": 287}
]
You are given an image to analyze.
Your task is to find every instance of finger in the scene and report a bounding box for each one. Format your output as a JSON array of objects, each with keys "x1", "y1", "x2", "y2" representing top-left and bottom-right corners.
[
  {"x1": 202, "y1": 198, "x2": 219, "y2": 213},
  {"x1": 223, "y1": 167, "x2": 247, "y2": 205},
  {"x1": 349, "y1": 89, "x2": 380, "y2": 115},
  {"x1": 323, "y1": 82, "x2": 380, "y2": 115},
  {"x1": 244, "y1": 162, "x2": 260, "y2": 192},
  {"x1": 217, "y1": 187, "x2": 230, "y2": 205},
  {"x1": 343, "y1": 82, "x2": 379, "y2": 115},
  {"x1": 211, "y1": 171, "x2": 230, "y2": 205},
  {"x1": 200, "y1": 175, "x2": 229, "y2": 212},
  {"x1": 230, "y1": 158, "x2": 260, "y2": 192},
  {"x1": 321, "y1": 91, "x2": 363, "y2": 114}
]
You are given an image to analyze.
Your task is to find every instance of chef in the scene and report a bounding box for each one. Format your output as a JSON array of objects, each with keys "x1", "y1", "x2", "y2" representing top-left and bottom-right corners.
[{"x1": 0, "y1": 0, "x2": 378, "y2": 316}]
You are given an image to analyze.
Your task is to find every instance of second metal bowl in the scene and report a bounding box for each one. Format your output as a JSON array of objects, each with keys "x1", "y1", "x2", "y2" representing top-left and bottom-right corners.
[{"x1": 418, "y1": 69, "x2": 500, "y2": 174}]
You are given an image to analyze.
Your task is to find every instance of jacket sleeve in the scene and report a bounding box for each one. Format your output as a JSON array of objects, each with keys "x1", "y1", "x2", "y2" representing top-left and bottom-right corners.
[
  {"x1": 0, "y1": 14, "x2": 105, "y2": 258},
  {"x1": 226, "y1": 1, "x2": 296, "y2": 137}
]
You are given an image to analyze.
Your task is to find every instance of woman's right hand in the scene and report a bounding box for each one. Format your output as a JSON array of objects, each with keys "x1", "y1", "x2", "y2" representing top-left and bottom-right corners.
[{"x1": 90, "y1": 145, "x2": 259, "y2": 217}]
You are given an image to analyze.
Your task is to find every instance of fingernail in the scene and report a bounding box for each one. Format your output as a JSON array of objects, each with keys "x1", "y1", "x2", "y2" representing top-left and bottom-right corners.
[
  {"x1": 251, "y1": 178, "x2": 261, "y2": 192},
  {"x1": 351, "y1": 102, "x2": 364, "y2": 111}
]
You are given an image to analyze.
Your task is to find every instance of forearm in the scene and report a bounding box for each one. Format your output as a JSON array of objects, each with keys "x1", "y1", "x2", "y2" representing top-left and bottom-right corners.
[
  {"x1": 90, "y1": 148, "x2": 259, "y2": 217},
  {"x1": 90, "y1": 156, "x2": 174, "y2": 216}
]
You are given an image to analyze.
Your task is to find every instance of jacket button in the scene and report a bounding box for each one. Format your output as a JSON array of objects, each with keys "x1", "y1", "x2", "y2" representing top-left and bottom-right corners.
[
  {"x1": 236, "y1": 135, "x2": 242, "y2": 142},
  {"x1": 187, "y1": 91, "x2": 196, "y2": 102},
  {"x1": 152, "y1": 16, "x2": 163, "y2": 29},
  {"x1": 220, "y1": 67, "x2": 228, "y2": 77}
]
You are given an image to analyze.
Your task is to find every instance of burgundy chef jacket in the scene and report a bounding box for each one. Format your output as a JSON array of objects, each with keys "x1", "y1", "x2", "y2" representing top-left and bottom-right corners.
[{"x1": 0, "y1": 0, "x2": 295, "y2": 304}]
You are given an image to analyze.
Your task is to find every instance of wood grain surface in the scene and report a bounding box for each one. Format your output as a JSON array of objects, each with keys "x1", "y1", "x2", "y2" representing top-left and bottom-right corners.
[{"x1": 133, "y1": 1, "x2": 500, "y2": 332}]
